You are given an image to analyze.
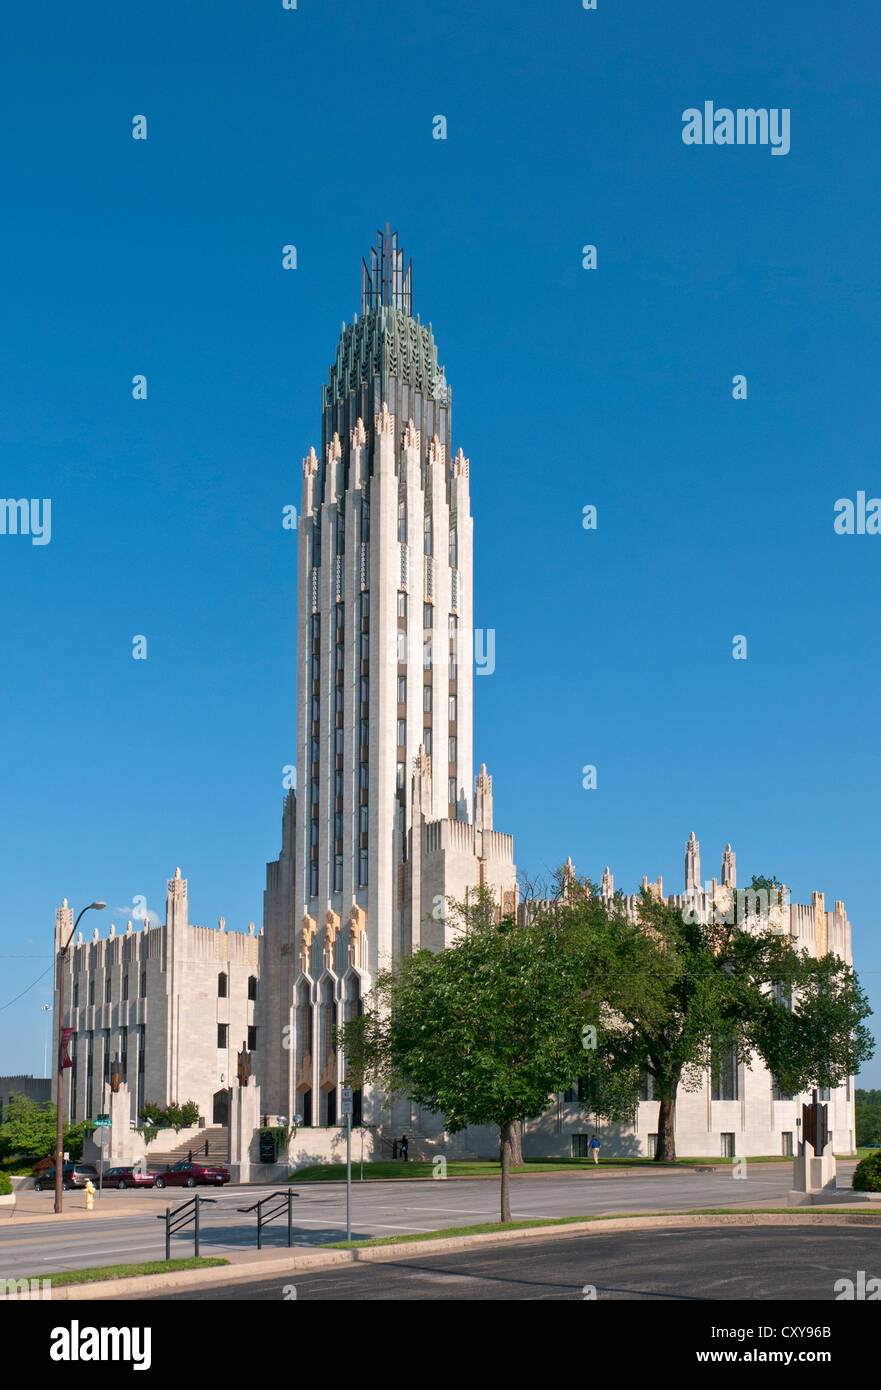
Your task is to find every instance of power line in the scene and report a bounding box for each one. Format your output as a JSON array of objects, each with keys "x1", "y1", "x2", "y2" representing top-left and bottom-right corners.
[{"x1": 0, "y1": 963, "x2": 54, "y2": 1013}]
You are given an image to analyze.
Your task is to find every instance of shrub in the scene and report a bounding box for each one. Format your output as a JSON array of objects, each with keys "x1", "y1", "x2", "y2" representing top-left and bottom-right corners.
[
  {"x1": 851, "y1": 1151, "x2": 881, "y2": 1192},
  {"x1": 0, "y1": 1172, "x2": 13, "y2": 1196}
]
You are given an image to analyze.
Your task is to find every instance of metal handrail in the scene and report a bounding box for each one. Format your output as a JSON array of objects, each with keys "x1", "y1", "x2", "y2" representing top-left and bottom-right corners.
[
  {"x1": 236, "y1": 1189, "x2": 299, "y2": 1249},
  {"x1": 156, "y1": 1193, "x2": 217, "y2": 1260}
]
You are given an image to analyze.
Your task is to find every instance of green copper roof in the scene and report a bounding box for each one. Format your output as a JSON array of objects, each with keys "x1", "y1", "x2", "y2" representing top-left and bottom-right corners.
[{"x1": 323, "y1": 305, "x2": 449, "y2": 410}]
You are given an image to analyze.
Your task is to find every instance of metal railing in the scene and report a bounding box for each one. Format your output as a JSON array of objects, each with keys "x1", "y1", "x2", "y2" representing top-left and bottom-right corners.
[
  {"x1": 237, "y1": 1190, "x2": 300, "y2": 1249},
  {"x1": 156, "y1": 1194, "x2": 217, "y2": 1261}
]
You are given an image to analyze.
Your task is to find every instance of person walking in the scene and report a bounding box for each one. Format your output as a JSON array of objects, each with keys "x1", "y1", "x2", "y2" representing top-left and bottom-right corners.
[
  {"x1": 589, "y1": 1133, "x2": 601, "y2": 1165},
  {"x1": 400, "y1": 1134, "x2": 409, "y2": 1161}
]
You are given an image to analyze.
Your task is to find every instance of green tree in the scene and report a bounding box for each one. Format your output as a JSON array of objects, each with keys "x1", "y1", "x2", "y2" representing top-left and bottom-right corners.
[
  {"x1": 0, "y1": 1093, "x2": 91, "y2": 1162},
  {"x1": 337, "y1": 888, "x2": 600, "y2": 1222},
  {"x1": 563, "y1": 889, "x2": 873, "y2": 1161}
]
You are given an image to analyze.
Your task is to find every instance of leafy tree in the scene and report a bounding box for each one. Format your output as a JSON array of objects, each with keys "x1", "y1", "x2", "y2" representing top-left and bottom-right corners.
[
  {"x1": 337, "y1": 888, "x2": 600, "y2": 1222},
  {"x1": 0, "y1": 1094, "x2": 91, "y2": 1162},
  {"x1": 562, "y1": 888, "x2": 873, "y2": 1161}
]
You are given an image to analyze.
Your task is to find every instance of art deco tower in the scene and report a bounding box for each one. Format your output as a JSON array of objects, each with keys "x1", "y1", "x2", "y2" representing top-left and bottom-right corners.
[{"x1": 260, "y1": 230, "x2": 516, "y2": 1133}]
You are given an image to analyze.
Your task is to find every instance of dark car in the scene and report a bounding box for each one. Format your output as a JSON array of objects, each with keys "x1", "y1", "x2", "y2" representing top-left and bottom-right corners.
[
  {"x1": 153, "y1": 1160, "x2": 230, "y2": 1189},
  {"x1": 35, "y1": 1162, "x2": 99, "y2": 1192},
  {"x1": 103, "y1": 1166, "x2": 156, "y2": 1190}
]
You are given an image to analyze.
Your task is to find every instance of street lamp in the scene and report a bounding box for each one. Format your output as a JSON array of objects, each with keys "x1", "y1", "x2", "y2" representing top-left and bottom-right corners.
[{"x1": 54, "y1": 900, "x2": 105, "y2": 1215}]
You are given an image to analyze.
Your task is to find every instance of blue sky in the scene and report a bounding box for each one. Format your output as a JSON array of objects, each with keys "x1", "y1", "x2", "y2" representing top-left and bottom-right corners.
[{"x1": 1, "y1": 0, "x2": 879, "y2": 1085}]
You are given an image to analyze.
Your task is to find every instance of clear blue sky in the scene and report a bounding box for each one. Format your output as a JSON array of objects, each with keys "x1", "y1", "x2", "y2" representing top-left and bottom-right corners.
[{"x1": 1, "y1": 0, "x2": 879, "y2": 1085}]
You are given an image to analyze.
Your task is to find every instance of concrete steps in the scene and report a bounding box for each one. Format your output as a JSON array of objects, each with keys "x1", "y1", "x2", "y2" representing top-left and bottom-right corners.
[{"x1": 145, "y1": 1126, "x2": 229, "y2": 1170}]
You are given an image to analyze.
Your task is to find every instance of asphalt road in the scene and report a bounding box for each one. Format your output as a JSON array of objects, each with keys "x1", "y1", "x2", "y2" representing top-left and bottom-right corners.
[
  {"x1": 144, "y1": 1225, "x2": 881, "y2": 1301},
  {"x1": 0, "y1": 1163, "x2": 859, "y2": 1276}
]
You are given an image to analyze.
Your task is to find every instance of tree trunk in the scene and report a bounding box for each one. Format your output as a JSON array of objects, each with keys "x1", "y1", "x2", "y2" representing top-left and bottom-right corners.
[
  {"x1": 499, "y1": 1121, "x2": 513, "y2": 1222},
  {"x1": 654, "y1": 1085, "x2": 677, "y2": 1162},
  {"x1": 500, "y1": 1119, "x2": 523, "y2": 1170}
]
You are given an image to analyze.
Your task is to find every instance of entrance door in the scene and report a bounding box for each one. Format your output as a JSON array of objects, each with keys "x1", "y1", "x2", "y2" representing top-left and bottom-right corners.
[{"x1": 212, "y1": 1088, "x2": 229, "y2": 1125}]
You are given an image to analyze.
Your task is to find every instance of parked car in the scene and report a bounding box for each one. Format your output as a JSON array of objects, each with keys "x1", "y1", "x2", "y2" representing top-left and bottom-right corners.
[
  {"x1": 153, "y1": 1160, "x2": 229, "y2": 1189},
  {"x1": 35, "y1": 1162, "x2": 99, "y2": 1191},
  {"x1": 103, "y1": 1166, "x2": 156, "y2": 1190}
]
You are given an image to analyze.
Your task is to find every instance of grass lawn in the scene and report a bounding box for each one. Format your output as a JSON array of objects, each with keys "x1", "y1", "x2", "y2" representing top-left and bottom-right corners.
[
  {"x1": 324, "y1": 1206, "x2": 881, "y2": 1249},
  {"x1": 289, "y1": 1154, "x2": 800, "y2": 1182},
  {"x1": 20, "y1": 1257, "x2": 229, "y2": 1288}
]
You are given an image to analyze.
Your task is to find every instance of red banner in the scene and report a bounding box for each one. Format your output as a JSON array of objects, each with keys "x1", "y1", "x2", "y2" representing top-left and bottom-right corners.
[{"x1": 60, "y1": 1027, "x2": 75, "y2": 1069}]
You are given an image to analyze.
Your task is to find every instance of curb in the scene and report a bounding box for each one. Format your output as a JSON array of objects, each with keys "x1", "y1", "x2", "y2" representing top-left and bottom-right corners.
[{"x1": 50, "y1": 1209, "x2": 881, "y2": 1300}]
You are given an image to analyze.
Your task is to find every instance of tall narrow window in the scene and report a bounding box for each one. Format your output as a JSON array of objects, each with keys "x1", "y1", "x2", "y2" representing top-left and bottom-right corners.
[
  {"x1": 424, "y1": 512, "x2": 432, "y2": 556},
  {"x1": 359, "y1": 850, "x2": 368, "y2": 887},
  {"x1": 218, "y1": 973, "x2": 228, "y2": 999},
  {"x1": 424, "y1": 686, "x2": 432, "y2": 713},
  {"x1": 397, "y1": 719, "x2": 406, "y2": 747},
  {"x1": 449, "y1": 528, "x2": 457, "y2": 568},
  {"x1": 449, "y1": 737, "x2": 457, "y2": 764},
  {"x1": 397, "y1": 675, "x2": 406, "y2": 703},
  {"x1": 397, "y1": 590, "x2": 407, "y2": 619},
  {"x1": 334, "y1": 856, "x2": 343, "y2": 892},
  {"x1": 398, "y1": 501, "x2": 407, "y2": 543},
  {"x1": 310, "y1": 862, "x2": 319, "y2": 896}
]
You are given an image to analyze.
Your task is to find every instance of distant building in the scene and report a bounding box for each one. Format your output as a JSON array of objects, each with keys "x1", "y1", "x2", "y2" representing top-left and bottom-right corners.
[{"x1": 0, "y1": 1075, "x2": 50, "y2": 1122}]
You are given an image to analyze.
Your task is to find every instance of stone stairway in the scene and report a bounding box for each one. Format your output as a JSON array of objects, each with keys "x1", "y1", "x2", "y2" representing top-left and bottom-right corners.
[{"x1": 144, "y1": 1127, "x2": 229, "y2": 1170}]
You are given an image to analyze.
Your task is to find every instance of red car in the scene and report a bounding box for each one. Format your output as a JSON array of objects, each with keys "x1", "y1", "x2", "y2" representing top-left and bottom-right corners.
[
  {"x1": 153, "y1": 1160, "x2": 230, "y2": 1189},
  {"x1": 104, "y1": 1166, "x2": 156, "y2": 1190}
]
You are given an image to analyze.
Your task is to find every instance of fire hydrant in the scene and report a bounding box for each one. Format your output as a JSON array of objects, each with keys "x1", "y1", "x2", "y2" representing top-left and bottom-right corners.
[{"x1": 84, "y1": 1180, "x2": 95, "y2": 1210}]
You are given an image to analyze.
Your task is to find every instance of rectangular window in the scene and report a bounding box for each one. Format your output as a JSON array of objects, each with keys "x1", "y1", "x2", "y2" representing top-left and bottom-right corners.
[
  {"x1": 335, "y1": 727, "x2": 344, "y2": 755},
  {"x1": 311, "y1": 819, "x2": 319, "y2": 845},
  {"x1": 720, "y1": 1132, "x2": 736, "y2": 1158},
  {"x1": 424, "y1": 728, "x2": 432, "y2": 756},
  {"x1": 781, "y1": 1131, "x2": 793, "y2": 1157},
  {"x1": 397, "y1": 762, "x2": 405, "y2": 790},
  {"x1": 88, "y1": 980, "x2": 94, "y2": 1006},
  {"x1": 73, "y1": 980, "x2": 79, "y2": 1008},
  {"x1": 360, "y1": 761, "x2": 369, "y2": 791},
  {"x1": 336, "y1": 602, "x2": 344, "y2": 629},
  {"x1": 646, "y1": 1134, "x2": 658, "y2": 1158},
  {"x1": 311, "y1": 736, "x2": 320, "y2": 763},
  {"x1": 335, "y1": 769, "x2": 344, "y2": 796},
  {"x1": 711, "y1": 1043, "x2": 739, "y2": 1101},
  {"x1": 248, "y1": 1026, "x2": 257, "y2": 1051},
  {"x1": 449, "y1": 529, "x2": 457, "y2": 568},
  {"x1": 310, "y1": 862, "x2": 319, "y2": 897},
  {"x1": 333, "y1": 856, "x2": 343, "y2": 892},
  {"x1": 397, "y1": 675, "x2": 406, "y2": 704},
  {"x1": 360, "y1": 632, "x2": 369, "y2": 660},
  {"x1": 336, "y1": 643, "x2": 344, "y2": 671},
  {"x1": 397, "y1": 591, "x2": 407, "y2": 619},
  {"x1": 397, "y1": 719, "x2": 406, "y2": 747},
  {"x1": 449, "y1": 778, "x2": 456, "y2": 804},
  {"x1": 105, "y1": 977, "x2": 111, "y2": 1003},
  {"x1": 248, "y1": 976, "x2": 257, "y2": 1001},
  {"x1": 571, "y1": 1134, "x2": 589, "y2": 1159},
  {"x1": 312, "y1": 695, "x2": 320, "y2": 722},
  {"x1": 423, "y1": 636, "x2": 432, "y2": 670},
  {"x1": 140, "y1": 971, "x2": 146, "y2": 998},
  {"x1": 423, "y1": 602, "x2": 433, "y2": 629},
  {"x1": 334, "y1": 811, "x2": 343, "y2": 840},
  {"x1": 359, "y1": 849, "x2": 368, "y2": 887},
  {"x1": 360, "y1": 590, "x2": 369, "y2": 618},
  {"x1": 397, "y1": 631, "x2": 407, "y2": 663},
  {"x1": 360, "y1": 717, "x2": 369, "y2": 747},
  {"x1": 449, "y1": 737, "x2": 457, "y2": 764},
  {"x1": 312, "y1": 613, "x2": 320, "y2": 640},
  {"x1": 424, "y1": 686, "x2": 432, "y2": 713},
  {"x1": 311, "y1": 778, "x2": 319, "y2": 804},
  {"x1": 123, "y1": 975, "x2": 129, "y2": 1002},
  {"x1": 448, "y1": 694, "x2": 456, "y2": 721},
  {"x1": 217, "y1": 1024, "x2": 228, "y2": 1049},
  {"x1": 359, "y1": 805, "x2": 369, "y2": 834},
  {"x1": 361, "y1": 676, "x2": 370, "y2": 705}
]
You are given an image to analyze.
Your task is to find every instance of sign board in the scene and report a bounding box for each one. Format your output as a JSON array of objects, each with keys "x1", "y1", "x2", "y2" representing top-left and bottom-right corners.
[
  {"x1": 94, "y1": 1128, "x2": 110, "y2": 1147},
  {"x1": 340, "y1": 1086, "x2": 353, "y2": 1117},
  {"x1": 94, "y1": 1117, "x2": 111, "y2": 1128}
]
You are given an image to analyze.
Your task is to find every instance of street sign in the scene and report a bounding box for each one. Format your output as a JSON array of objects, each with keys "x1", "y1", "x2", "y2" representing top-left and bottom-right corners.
[
  {"x1": 94, "y1": 1118, "x2": 111, "y2": 1128},
  {"x1": 340, "y1": 1086, "x2": 353, "y2": 1116},
  {"x1": 94, "y1": 1128, "x2": 110, "y2": 1146}
]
